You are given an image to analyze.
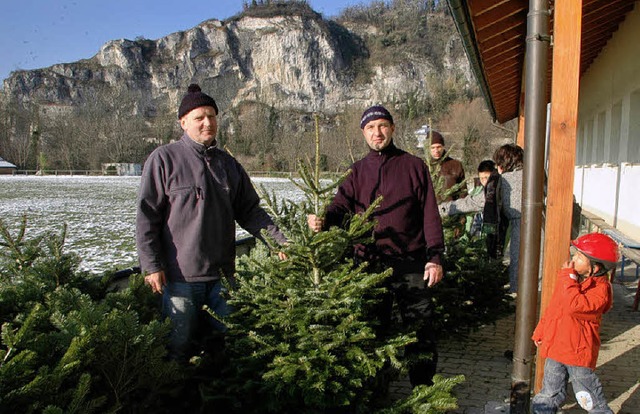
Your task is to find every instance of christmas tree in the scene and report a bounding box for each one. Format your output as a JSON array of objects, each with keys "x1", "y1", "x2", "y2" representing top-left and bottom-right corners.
[
  {"x1": 0, "y1": 216, "x2": 181, "y2": 413},
  {"x1": 202, "y1": 116, "x2": 463, "y2": 413}
]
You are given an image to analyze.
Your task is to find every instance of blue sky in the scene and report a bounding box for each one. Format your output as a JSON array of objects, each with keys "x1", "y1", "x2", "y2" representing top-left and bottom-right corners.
[{"x1": 0, "y1": 0, "x2": 366, "y2": 84}]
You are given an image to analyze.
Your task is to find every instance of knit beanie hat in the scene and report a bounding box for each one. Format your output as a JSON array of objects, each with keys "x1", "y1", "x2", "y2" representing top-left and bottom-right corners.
[
  {"x1": 360, "y1": 105, "x2": 394, "y2": 129},
  {"x1": 178, "y1": 84, "x2": 218, "y2": 119},
  {"x1": 430, "y1": 130, "x2": 445, "y2": 146}
]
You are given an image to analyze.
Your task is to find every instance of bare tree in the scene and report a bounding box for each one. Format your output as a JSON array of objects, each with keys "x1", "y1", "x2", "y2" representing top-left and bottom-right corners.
[
  {"x1": 65, "y1": 87, "x2": 154, "y2": 167},
  {"x1": 273, "y1": 119, "x2": 314, "y2": 172},
  {"x1": 1, "y1": 99, "x2": 38, "y2": 169},
  {"x1": 224, "y1": 102, "x2": 285, "y2": 170},
  {"x1": 0, "y1": 96, "x2": 11, "y2": 160},
  {"x1": 40, "y1": 111, "x2": 95, "y2": 170},
  {"x1": 439, "y1": 98, "x2": 515, "y2": 172}
]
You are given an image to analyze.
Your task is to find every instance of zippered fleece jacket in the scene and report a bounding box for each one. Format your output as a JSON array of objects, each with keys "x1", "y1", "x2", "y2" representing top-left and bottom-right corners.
[
  {"x1": 325, "y1": 143, "x2": 444, "y2": 271},
  {"x1": 532, "y1": 268, "x2": 613, "y2": 369},
  {"x1": 136, "y1": 135, "x2": 286, "y2": 283}
]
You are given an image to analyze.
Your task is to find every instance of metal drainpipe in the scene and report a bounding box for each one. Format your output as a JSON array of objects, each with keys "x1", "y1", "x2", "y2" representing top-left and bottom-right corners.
[{"x1": 510, "y1": 0, "x2": 550, "y2": 412}]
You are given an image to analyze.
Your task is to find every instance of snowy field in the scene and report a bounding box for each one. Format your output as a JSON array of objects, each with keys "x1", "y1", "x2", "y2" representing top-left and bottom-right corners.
[{"x1": 0, "y1": 176, "x2": 305, "y2": 274}]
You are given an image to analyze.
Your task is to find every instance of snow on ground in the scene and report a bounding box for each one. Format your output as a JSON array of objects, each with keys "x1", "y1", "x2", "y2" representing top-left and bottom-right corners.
[{"x1": 0, "y1": 175, "x2": 305, "y2": 274}]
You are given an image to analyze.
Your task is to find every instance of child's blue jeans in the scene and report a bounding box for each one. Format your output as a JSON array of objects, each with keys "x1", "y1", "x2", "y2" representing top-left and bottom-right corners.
[{"x1": 532, "y1": 357, "x2": 612, "y2": 413}]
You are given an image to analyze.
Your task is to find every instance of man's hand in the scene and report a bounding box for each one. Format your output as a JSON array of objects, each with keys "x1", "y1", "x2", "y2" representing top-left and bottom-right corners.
[
  {"x1": 307, "y1": 214, "x2": 324, "y2": 233},
  {"x1": 424, "y1": 262, "x2": 443, "y2": 287},
  {"x1": 144, "y1": 271, "x2": 166, "y2": 294}
]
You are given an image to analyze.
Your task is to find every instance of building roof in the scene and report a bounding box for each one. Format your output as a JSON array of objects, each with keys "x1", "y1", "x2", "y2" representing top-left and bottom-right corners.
[
  {"x1": 0, "y1": 157, "x2": 17, "y2": 169},
  {"x1": 447, "y1": 0, "x2": 637, "y2": 123}
]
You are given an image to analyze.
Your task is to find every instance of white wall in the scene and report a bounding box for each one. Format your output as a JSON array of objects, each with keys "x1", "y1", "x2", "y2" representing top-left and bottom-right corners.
[
  {"x1": 578, "y1": 5, "x2": 640, "y2": 165},
  {"x1": 574, "y1": 163, "x2": 640, "y2": 240},
  {"x1": 617, "y1": 163, "x2": 640, "y2": 239},
  {"x1": 576, "y1": 164, "x2": 618, "y2": 224},
  {"x1": 574, "y1": 5, "x2": 640, "y2": 241}
]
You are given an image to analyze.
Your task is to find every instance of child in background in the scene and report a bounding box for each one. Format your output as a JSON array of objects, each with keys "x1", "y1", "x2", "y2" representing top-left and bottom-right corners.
[
  {"x1": 531, "y1": 233, "x2": 619, "y2": 413},
  {"x1": 438, "y1": 159, "x2": 504, "y2": 257},
  {"x1": 439, "y1": 159, "x2": 496, "y2": 219}
]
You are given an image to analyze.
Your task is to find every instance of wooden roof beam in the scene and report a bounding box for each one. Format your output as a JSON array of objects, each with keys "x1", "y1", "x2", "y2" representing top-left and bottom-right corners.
[
  {"x1": 480, "y1": 29, "x2": 526, "y2": 53},
  {"x1": 474, "y1": 5, "x2": 527, "y2": 31}
]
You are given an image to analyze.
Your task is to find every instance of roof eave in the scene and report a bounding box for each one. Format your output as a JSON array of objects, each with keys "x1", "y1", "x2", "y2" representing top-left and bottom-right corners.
[{"x1": 447, "y1": 0, "x2": 499, "y2": 122}]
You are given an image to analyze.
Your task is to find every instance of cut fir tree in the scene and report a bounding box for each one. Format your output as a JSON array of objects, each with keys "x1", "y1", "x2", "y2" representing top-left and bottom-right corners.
[{"x1": 203, "y1": 115, "x2": 463, "y2": 413}]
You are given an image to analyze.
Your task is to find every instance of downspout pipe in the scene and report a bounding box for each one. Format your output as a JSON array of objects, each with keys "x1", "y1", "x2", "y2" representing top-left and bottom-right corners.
[{"x1": 510, "y1": 0, "x2": 550, "y2": 412}]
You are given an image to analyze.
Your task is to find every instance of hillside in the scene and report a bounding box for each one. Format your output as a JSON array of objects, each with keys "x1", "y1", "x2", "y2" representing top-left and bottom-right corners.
[{"x1": 0, "y1": 1, "x2": 497, "y2": 173}]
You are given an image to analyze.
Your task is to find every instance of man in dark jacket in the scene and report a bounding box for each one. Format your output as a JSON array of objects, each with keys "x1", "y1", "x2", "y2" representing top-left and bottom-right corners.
[
  {"x1": 136, "y1": 84, "x2": 286, "y2": 360},
  {"x1": 428, "y1": 131, "x2": 467, "y2": 202},
  {"x1": 307, "y1": 105, "x2": 445, "y2": 386}
]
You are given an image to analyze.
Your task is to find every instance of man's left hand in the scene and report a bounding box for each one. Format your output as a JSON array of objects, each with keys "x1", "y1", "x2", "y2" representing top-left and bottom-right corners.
[{"x1": 424, "y1": 262, "x2": 443, "y2": 287}]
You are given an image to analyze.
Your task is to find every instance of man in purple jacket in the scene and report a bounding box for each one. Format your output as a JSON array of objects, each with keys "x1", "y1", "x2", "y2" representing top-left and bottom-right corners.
[
  {"x1": 136, "y1": 84, "x2": 286, "y2": 360},
  {"x1": 307, "y1": 105, "x2": 445, "y2": 386}
]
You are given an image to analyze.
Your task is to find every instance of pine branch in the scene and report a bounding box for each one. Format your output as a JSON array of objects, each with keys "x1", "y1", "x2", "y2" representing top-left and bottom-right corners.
[
  {"x1": 0, "y1": 215, "x2": 44, "y2": 274},
  {"x1": 377, "y1": 375, "x2": 464, "y2": 414}
]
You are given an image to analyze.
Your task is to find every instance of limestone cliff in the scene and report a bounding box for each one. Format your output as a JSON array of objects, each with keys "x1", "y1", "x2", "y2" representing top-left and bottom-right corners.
[{"x1": 1, "y1": 10, "x2": 471, "y2": 119}]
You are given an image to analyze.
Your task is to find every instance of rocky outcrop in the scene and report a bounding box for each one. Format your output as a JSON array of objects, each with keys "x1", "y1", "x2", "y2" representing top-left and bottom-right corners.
[{"x1": 2, "y1": 11, "x2": 471, "y2": 119}]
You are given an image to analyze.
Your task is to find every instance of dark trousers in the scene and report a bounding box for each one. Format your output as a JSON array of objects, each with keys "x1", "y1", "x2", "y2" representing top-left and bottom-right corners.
[{"x1": 376, "y1": 271, "x2": 439, "y2": 386}]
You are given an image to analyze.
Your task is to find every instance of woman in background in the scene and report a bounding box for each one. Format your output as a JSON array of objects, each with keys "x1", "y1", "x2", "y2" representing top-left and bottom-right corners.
[{"x1": 493, "y1": 144, "x2": 524, "y2": 293}]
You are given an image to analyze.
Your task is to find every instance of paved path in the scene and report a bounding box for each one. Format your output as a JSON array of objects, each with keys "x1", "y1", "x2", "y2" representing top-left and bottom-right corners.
[{"x1": 390, "y1": 272, "x2": 640, "y2": 413}]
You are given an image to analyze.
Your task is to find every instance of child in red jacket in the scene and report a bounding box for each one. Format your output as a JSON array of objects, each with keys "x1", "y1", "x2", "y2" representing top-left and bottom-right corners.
[{"x1": 532, "y1": 233, "x2": 619, "y2": 413}]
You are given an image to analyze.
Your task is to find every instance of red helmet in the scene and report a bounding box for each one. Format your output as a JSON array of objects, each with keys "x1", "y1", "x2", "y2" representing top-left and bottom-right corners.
[{"x1": 571, "y1": 233, "x2": 619, "y2": 270}]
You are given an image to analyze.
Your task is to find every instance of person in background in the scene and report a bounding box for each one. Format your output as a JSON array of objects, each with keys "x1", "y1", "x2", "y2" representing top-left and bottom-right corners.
[
  {"x1": 136, "y1": 83, "x2": 286, "y2": 361},
  {"x1": 438, "y1": 159, "x2": 496, "y2": 219},
  {"x1": 307, "y1": 105, "x2": 445, "y2": 387},
  {"x1": 532, "y1": 233, "x2": 618, "y2": 413},
  {"x1": 493, "y1": 143, "x2": 524, "y2": 293},
  {"x1": 438, "y1": 159, "x2": 505, "y2": 257},
  {"x1": 428, "y1": 130, "x2": 467, "y2": 202}
]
